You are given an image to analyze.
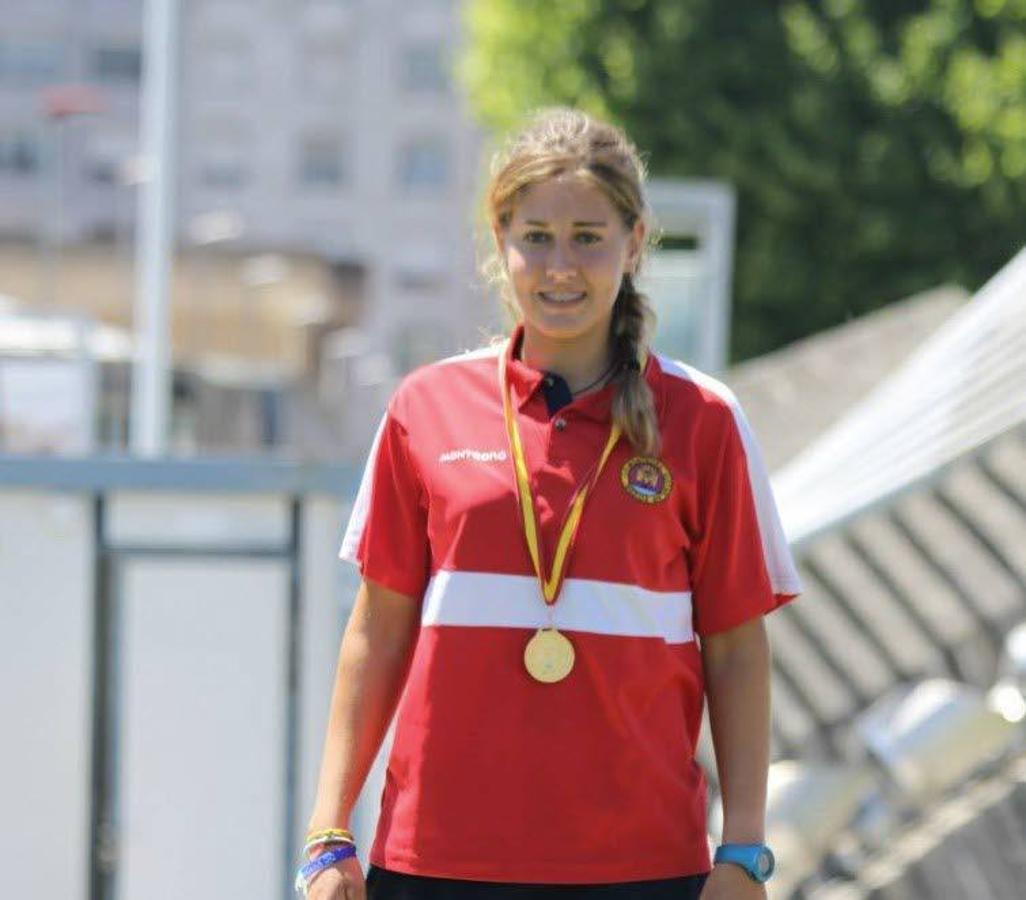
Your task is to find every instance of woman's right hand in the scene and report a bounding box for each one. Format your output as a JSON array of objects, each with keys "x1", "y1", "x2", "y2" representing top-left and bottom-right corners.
[{"x1": 305, "y1": 855, "x2": 366, "y2": 900}]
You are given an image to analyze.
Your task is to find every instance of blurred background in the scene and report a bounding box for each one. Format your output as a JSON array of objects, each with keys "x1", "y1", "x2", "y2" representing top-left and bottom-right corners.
[{"x1": 1, "y1": 1, "x2": 1024, "y2": 898}]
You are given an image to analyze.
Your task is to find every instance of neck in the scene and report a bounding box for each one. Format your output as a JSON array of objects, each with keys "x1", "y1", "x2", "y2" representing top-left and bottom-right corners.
[{"x1": 518, "y1": 325, "x2": 614, "y2": 395}]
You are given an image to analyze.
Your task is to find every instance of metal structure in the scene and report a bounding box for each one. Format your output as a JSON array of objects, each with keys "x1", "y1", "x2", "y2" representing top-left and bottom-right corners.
[
  {"x1": 756, "y1": 248, "x2": 1026, "y2": 896},
  {"x1": 641, "y1": 178, "x2": 736, "y2": 374},
  {"x1": 130, "y1": 0, "x2": 180, "y2": 456},
  {"x1": 0, "y1": 456, "x2": 360, "y2": 900}
]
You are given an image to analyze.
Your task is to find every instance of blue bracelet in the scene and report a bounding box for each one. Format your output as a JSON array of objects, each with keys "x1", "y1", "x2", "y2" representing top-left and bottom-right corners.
[{"x1": 294, "y1": 843, "x2": 357, "y2": 895}]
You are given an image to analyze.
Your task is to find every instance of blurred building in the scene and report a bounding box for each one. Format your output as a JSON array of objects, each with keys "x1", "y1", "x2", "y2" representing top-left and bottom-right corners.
[
  {"x1": 3, "y1": 2, "x2": 751, "y2": 461},
  {"x1": 0, "y1": 0, "x2": 487, "y2": 455}
]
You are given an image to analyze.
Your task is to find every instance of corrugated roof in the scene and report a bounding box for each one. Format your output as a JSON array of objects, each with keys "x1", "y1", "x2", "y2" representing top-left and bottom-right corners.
[
  {"x1": 725, "y1": 286, "x2": 967, "y2": 471},
  {"x1": 711, "y1": 253, "x2": 1026, "y2": 896},
  {"x1": 773, "y1": 247, "x2": 1026, "y2": 549}
]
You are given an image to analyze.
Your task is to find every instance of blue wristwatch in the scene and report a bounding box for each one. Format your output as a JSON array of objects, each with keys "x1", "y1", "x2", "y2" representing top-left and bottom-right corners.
[{"x1": 713, "y1": 843, "x2": 775, "y2": 882}]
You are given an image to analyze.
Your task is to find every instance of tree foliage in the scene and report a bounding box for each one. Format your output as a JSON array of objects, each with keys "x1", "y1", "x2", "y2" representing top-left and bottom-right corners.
[{"x1": 461, "y1": 0, "x2": 1026, "y2": 360}]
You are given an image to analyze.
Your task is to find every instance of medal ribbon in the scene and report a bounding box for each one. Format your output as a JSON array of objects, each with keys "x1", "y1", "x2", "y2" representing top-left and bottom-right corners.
[{"x1": 499, "y1": 344, "x2": 622, "y2": 605}]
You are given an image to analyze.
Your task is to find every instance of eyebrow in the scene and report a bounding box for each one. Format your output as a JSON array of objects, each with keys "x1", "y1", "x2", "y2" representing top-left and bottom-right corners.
[{"x1": 524, "y1": 219, "x2": 609, "y2": 227}]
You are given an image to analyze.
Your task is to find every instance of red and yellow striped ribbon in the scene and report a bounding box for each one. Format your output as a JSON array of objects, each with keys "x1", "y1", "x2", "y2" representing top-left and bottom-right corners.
[{"x1": 498, "y1": 346, "x2": 622, "y2": 605}]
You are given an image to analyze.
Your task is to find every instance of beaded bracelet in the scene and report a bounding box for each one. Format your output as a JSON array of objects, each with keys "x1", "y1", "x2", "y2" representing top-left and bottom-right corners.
[{"x1": 294, "y1": 843, "x2": 357, "y2": 896}]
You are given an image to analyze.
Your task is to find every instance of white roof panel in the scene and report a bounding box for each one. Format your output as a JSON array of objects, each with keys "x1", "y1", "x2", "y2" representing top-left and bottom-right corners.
[{"x1": 774, "y1": 246, "x2": 1026, "y2": 547}]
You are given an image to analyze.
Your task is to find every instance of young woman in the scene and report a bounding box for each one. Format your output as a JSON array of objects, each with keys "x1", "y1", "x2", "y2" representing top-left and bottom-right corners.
[{"x1": 300, "y1": 108, "x2": 802, "y2": 900}]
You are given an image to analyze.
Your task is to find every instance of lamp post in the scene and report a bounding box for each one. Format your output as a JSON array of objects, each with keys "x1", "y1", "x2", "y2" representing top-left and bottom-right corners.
[{"x1": 130, "y1": 0, "x2": 181, "y2": 457}]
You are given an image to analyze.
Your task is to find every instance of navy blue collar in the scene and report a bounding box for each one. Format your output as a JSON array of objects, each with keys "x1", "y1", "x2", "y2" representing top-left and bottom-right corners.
[{"x1": 540, "y1": 371, "x2": 574, "y2": 417}]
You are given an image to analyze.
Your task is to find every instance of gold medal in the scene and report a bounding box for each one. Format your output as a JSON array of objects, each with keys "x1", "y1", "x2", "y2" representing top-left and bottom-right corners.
[{"x1": 524, "y1": 628, "x2": 576, "y2": 683}]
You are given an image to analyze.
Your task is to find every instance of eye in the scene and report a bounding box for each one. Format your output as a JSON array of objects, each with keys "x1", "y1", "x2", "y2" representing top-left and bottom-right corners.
[
  {"x1": 574, "y1": 232, "x2": 601, "y2": 245},
  {"x1": 523, "y1": 230, "x2": 551, "y2": 244}
]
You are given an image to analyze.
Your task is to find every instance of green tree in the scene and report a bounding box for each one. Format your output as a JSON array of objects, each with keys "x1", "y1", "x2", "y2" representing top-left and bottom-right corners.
[{"x1": 461, "y1": 0, "x2": 1026, "y2": 360}]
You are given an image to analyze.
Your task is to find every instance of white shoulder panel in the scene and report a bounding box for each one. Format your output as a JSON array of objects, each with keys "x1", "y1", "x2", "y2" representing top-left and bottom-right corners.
[
  {"x1": 434, "y1": 341, "x2": 505, "y2": 367},
  {"x1": 656, "y1": 354, "x2": 802, "y2": 596}
]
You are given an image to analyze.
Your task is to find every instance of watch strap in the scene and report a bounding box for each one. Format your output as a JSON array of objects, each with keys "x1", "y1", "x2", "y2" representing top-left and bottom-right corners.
[{"x1": 714, "y1": 843, "x2": 775, "y2": 883}]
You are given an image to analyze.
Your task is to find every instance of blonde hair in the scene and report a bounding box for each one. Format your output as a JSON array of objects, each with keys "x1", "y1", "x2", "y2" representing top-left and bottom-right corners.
[{"x1": 484, "y1": 107, "x2": 660, "y2": 456}]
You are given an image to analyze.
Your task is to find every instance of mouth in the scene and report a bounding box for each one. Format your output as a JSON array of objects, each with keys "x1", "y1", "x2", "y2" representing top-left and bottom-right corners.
[{"x1": 538, "y1": 291, "x2": 587, "y2": 305}]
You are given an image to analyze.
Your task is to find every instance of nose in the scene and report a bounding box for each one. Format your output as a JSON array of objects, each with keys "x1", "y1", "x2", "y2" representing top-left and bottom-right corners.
[{"x1": 546, "y1": 239, "x2": 577, "y2": 280}]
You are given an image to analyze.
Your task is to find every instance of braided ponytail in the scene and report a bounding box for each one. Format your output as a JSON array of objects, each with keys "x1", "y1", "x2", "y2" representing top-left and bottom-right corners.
[{"x1": 610, "y1": 274, "x2": 661, "y2": 457}]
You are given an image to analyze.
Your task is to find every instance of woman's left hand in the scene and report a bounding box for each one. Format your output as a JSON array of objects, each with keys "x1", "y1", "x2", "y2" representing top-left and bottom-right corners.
[{"x1": 698, "y1": 863, "x2": 768, "y2": 899}]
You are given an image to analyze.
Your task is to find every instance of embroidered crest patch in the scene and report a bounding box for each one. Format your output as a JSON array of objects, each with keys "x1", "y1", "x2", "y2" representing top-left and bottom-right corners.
[{"x1": 621, "y1": 457, "x2": 672, "y2": 504}]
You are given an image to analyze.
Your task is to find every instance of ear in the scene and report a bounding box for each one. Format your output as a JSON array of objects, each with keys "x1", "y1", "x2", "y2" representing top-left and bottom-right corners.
[{"x1": 624, "y1": 219, "x2": 646, "y2": 275}]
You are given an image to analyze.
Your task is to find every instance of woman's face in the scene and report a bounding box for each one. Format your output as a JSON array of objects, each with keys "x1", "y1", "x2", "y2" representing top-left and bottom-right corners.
[{"x1": 495, "y1": 174, "x2": 644, "y2": 349}]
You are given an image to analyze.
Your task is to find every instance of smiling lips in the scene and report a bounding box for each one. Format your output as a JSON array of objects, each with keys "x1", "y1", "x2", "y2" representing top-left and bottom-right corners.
[{"x1": 539, "y1": 291, "x2": 587, "y2": 304}]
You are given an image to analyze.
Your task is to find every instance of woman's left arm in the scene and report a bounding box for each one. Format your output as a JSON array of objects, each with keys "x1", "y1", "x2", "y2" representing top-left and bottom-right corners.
[{"x1": 698, "y1": 616, "x2": 772, "y2": 899}]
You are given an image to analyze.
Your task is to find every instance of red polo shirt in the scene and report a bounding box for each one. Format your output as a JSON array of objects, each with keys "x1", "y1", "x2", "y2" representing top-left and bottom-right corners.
[{"x1": 340, "y1": 329, "x2": 801, "y2": 883}]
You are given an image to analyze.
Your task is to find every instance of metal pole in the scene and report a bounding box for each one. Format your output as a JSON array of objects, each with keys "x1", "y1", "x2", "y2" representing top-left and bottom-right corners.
[{"x1": 130, "y1": 0, "x2": 180, "y2": 457}]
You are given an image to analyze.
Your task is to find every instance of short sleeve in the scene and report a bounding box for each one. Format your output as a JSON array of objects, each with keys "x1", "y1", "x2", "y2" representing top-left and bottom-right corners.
[
  {"x1": 339, "y1": 409, "x2": 431, "y2": 599},
  {"x1": 689, "y1": 402, "x2": 802, "y2": 637}
]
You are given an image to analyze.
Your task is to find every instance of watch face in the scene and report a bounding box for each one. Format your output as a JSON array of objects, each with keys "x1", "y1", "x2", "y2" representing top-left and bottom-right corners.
[{"x1": 757, "y1": 849, "x2": 775, "y2": 878}]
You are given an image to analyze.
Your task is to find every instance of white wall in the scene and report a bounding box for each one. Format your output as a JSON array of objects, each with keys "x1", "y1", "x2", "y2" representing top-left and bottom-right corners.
[{"x1": 0, "y1": 490, "x2": 94, "y2": 900}]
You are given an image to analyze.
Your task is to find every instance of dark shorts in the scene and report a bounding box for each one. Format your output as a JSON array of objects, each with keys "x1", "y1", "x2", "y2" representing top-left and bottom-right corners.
[{"x1": 366, "y1": 866, "x2": 709, "y2": 899}]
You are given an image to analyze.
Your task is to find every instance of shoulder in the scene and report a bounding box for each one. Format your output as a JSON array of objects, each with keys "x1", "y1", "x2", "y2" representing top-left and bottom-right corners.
[
  {"x1": 433, "y1": 341, "x2": 506, "y2": 371},
  {"x1": 653, "y1": 354, "x2": 771, "y2": 476},
  {"x1": 651, "y1": 353, "x2": 744, "y2": 426},
  {"x1": 389, "y1": 342, "x2": 504, "y2": 419}
]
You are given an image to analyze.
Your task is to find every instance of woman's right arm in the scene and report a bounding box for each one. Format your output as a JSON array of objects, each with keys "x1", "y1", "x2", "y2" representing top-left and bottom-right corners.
[{"x1": 303, "y1": 577, "x2": 421, "y2": 897}]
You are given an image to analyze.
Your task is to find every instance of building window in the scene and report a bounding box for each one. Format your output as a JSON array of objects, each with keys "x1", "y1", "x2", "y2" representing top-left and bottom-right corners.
[
  {"x1": 83, "y1": 133, "x2": 136, "y2": 185},
  {"x1": 0, "y1": 132, "x2": 41, "y2": 175},
  {"x1": 198, "y1": 158, "x2": 248, "y2": 189},
  {"x1": 0, "y1": 42, "x2": 63, "y2": 85},
  {"x1": 397, "y1": 137, "x2": 448, "y2": 190},
  {"x1": 200, "y1": 34, "x2": 252, "y2": 92},
  {"x1": 91, "y1": 46, "x2": 142, "y2": 84},
  {"x1": 299, "y1": 36, "x2": 351, "y2": 94},
  {"x1": 298, "y1": 134, "x2": 347, "y2": 187},
  {"x1": 399, "y1": 41, "x2": 449, "y2": 94},
  {"x1": 0, "y1": 43, "x2": 62, "y2": 85},
  {"x1": 85, "y1": 158, "x2": 117, "y2": 185},
  {"x1": 395, "y1": 269, "x2": 446, "y2": 292},
  {"x1": 195, "y1": 118, "x2": 251, "y2": 190}
]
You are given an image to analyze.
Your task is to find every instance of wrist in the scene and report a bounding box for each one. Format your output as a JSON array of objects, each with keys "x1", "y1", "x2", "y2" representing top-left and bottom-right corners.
[
  {"x1": 306, "y1": 815, "x2": 351, "y2": 833},
  {"x1": 303, "y1": 826, "x2": 356, "y2": 861},
  {"x1": 722, "y1": 829, "x2": 765, "y2": 844},
  {"x1": 721, "y1": 814, "x2": 765, "y2": 844},
  {"x1": 714, "y1": 843, "x2": 775, "y2": 883},
  {"x1": 294, "y1": 843, "x2": 358, "y2": 894}
]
